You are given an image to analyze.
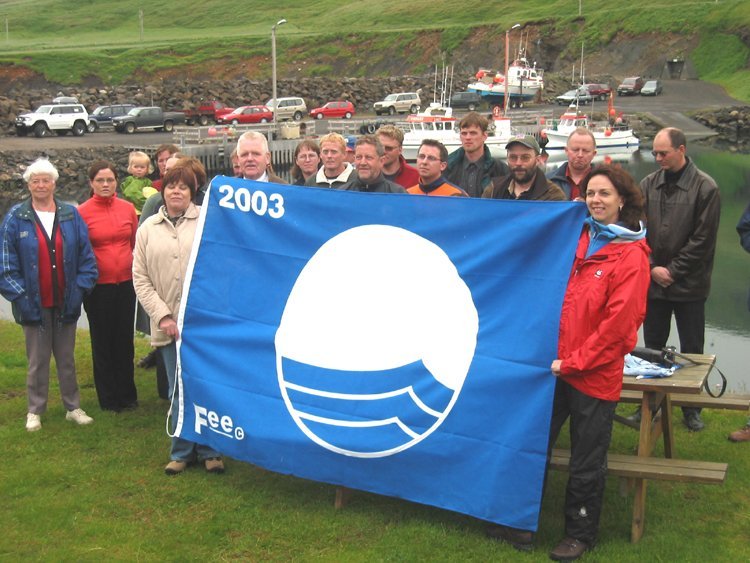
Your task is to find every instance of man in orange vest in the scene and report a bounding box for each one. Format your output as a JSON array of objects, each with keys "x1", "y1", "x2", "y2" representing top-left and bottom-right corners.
[{"x1": 407, "y1": 140, "x2": 467, "y2": 197}]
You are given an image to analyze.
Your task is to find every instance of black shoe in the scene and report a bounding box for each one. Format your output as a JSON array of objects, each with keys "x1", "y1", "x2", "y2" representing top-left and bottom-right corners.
[
  {"x1": 486, "y1": 524, "x2": 534, "y2": 551},
  {"x1": 549, "y1": 537, "x2": 589, "y2": 561},
  {"x1": 684, "y1": 410, "x2": 705, "y2": 432},
  {"x1": 137, "y1": 350, "x2": 157, "y2": 369},
  {"x1": 626, "y1": 407, "x2": 642, "y2": 423}
]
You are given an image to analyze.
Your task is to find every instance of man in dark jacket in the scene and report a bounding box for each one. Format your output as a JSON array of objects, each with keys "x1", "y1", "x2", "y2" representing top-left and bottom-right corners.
[
  {"x1": 729, "y1": 201, "x2": 750, "y2": 442},
  {"x1": 340, "y1": 135, "x2": 405, "y2": 193},
  {"x1": 445, "y1": 112, "x2": 509, "y2": 197},
  {"x1": 546, "y1": 128, "x2": 597, "y2": 200},
  {"x1": 482, "y1": 135, "x2": 565, "y2": 201},
  {"x1": 640, "y1": 127, "x2": 721, "y2": 431}
]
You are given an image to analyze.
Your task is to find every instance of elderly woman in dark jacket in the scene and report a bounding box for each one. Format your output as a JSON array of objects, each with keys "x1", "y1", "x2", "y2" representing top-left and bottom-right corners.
[{"x1": 0, "y1": 157, "x2": 98, "y2": 432}]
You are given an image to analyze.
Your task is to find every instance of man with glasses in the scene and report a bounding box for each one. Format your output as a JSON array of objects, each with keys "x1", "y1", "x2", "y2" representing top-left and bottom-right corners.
[
  {"x1": 547, "y1": 128, "x2": 597, "y2": 201},
  {"x1": 376, "y1": 125, "x2": 420, "y2": 189},
  {"x1": 406, "y1": 140, "x2": 467, "y2": 197},
  {"x1": 445, "y1": 112, "x2": 509, "y2": 198},
  {"x1": 482, "y1": 135, "x2": 565, "y2": 201},
  {"x1": 638, "y1": 127, "x2": 721, "y2": 432}
]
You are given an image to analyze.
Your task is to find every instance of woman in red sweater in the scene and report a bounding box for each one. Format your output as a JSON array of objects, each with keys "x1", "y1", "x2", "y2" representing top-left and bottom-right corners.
[{"x1": 78, "y1": 161, "x2": 139, "y2": 411}]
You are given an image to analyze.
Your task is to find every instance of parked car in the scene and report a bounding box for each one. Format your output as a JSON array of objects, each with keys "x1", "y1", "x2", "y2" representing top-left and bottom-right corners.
[
  {"x1": 309, "y1": 101, "x2": 355, "y2": 120},
  {"x1": 15, "y1": 103, "x2": 89, "y2": 137},
  {"x1": 641, "y1": 80, "x2": 663, "y2": 96},
  {"x1": 582, "y1": 83, "x2": 612, "y2": 101},
  {"x1": 183, "y1": 100, "x2": 235, "y2": 125},
  {"x1": 373, "y1": 92, "x2": 421, "y2": 115},
  {"x1": 555, "y1": 87, "x2": 593, "y2": 106},
  {"x1": 112, "y1": 106, "x2": 186, "y2": 133},
  {"x1": 617, "y1": 76, "x2": 645, "y2": 96},
  {"x1": 87, "y1": 104, "x2": 137, "y2": 132},
  {"x1": 450, "y1": 91, "x2": 483, "y2": 111},
  {"x1": 265, "y1": 97, "x2": 306, "y2": 121},
  {"x1": 216, "y1": 105, "x2": 274, "y2": 125}
]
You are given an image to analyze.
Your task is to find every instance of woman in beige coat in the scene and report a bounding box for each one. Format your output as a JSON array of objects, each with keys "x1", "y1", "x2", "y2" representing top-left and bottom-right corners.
[{"x1": 133, "y1": 161, "x2": 224, "y2": 476}]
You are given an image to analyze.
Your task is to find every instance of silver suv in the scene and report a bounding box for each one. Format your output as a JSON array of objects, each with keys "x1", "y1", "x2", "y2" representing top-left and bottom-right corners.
[
  {"x1": 373, "y1": 92, "x2": 421, "y2": 115},
  {"x1": 16, "y1": 103, "x2": 89, "y2": 137},
  {"x1": 265, "y1": 96, "x2": 307, "y2": 121}
]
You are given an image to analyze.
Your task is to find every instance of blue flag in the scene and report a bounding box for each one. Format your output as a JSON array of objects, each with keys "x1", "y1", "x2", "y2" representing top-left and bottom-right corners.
[{"x1": 176, "y1": 176, "x2": 587, "y2": 531}]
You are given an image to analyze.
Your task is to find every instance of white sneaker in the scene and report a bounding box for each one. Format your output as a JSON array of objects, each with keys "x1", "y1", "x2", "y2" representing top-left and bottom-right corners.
[
  {"x1": 26, "y1": 412, "x2": 42, "y2": 432},
  {"x1": 65, "y1": 408, "x2": 94, "y2": 425}
]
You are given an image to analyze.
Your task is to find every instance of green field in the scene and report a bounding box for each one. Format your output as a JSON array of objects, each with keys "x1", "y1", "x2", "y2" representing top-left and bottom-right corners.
[
  {"x1": 0, "y1": 0, "x2": 749, "y2": 100},
  {"x1": 1, "y1": 319, "x2": 749, "y2": 560}
]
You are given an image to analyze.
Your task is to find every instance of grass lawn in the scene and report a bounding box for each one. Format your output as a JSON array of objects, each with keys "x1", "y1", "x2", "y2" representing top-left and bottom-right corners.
[{"x1": 0, "y1": 319, "x2": 748, "y2": 560}]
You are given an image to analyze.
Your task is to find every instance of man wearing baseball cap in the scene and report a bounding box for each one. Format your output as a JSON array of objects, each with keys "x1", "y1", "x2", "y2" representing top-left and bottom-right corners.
[{"x1": 482, "y1": 134, "x2": 565, "y2": 201}]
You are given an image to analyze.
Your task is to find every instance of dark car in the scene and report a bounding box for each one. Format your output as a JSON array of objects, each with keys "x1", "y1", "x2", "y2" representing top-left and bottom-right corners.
[
  {"x1": 88, "y1": 104, "x2": 136, "y2": 132},
  {"x1": 641, "y1": 80, "x2": 663, "y2": 96},
  {"x1": 582, "y1": 83, "x2": 612, "y2": 101},
  {"x1": 617, "y1": 77, "x2": 645, "y2": 96},
  {"x1": 556, "y1": 87, "x2": 593, "y2": 106},
  {"x1": 450, "y1": 91, "x2": 483, "y2": 111}
]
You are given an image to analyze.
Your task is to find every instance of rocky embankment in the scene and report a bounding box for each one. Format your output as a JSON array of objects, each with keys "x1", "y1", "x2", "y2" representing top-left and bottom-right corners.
[
  {"x1": 0, "y1": 147, "x2": 131, "y2": 216},
  {"x1": 692, "y1": 106, "x2": 750, "y2": 152},
  {"x1": 0, "y1": 76, "x2": 438, "y2": 135}
]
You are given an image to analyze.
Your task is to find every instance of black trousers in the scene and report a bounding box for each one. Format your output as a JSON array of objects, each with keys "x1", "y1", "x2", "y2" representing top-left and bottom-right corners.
[
  {"x1": 548, "y1": 379, "x2": 617, "y2": 545},
  {"x1": 643, "y1": 297, "x2": 706, "y2": 416},
  {"x1": 83, "y1": 281, "x2": 138, "y2": 410}
]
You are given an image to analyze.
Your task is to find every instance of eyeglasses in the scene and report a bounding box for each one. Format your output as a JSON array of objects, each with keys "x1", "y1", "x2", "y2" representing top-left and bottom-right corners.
[
  {"x1": 29, "y1": 177, "x2": 54, "y2": 185},
  {"x1": 416, "y1": 154, "x2": 441, "y2": 162},
  {"x1": 507, "y1": 153, "x2": 535, "y2": 163},
  {"x1": 297, "y1": 153, "x2": 318, "y2": 160},
  {"x1": 651, "y1": 150, "x2": 672, "y2": 158}
]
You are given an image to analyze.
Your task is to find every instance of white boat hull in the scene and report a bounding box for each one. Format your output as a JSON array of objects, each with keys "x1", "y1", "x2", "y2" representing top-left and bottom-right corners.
[
  {"x1": 544, "y1": 128, "x2": 640, "y2": 150},
  {"x1": 402, "y1": 135, "x2": 511, "y2": 161}
]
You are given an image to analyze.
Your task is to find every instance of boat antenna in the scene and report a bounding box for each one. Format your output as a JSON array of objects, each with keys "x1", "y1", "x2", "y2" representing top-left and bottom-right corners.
[
  {"x1": 433, "y1": 63, "x2": 439, "y2": 104},
  {"x1": 579, "y1": 41, "x2": 585, "y2": 85},
  {"x1": 448, "y1": 64, "x2": 454, "y2": 105}
]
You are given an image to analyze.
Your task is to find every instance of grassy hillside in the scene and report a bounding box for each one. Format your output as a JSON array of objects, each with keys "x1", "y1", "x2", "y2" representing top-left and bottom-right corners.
[{"x1": 0, "y1": 0, "x2": 748, "y2": 100}]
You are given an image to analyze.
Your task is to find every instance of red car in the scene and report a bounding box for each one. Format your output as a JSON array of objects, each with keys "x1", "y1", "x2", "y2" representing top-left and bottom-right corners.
[
  {"x1": 309, "y1": 101, "x2": 355, "y2": 120},
  {"x1": 217, "y1": 105, "x2": 273, "y2": 125}
]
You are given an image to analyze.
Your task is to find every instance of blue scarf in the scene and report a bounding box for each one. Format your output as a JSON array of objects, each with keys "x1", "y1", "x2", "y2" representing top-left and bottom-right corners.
[{"x1": 585, "y1": 216, "x2": 646, "y2": 258}]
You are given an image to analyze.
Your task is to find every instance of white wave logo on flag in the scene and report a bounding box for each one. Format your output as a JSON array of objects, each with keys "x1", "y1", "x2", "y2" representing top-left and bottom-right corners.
[{"x1": 275, "y1": 225, "x2": 479, "y2": 458}]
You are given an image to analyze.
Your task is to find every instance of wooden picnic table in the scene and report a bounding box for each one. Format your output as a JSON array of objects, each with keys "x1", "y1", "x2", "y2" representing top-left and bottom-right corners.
[{"x1": 619, "y1": 353, "x2": 720, "y2": 542}]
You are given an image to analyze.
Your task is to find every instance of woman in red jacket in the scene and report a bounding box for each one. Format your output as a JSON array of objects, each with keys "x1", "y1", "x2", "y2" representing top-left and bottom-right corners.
[
  {"x1": 548, "y1": 165, "x2": 650, "y2": 561},
  {"x1": 78, "y1": 161, "x2": 139, "y2": 412}
]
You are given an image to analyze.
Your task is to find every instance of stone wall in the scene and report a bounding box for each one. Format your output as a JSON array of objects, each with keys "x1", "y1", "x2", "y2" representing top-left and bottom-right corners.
[
  {"x1": 0, "y1": 147, "x2": 132, "y2": 216},
  {"x1": 0, "y1": 75, "x2": 437, "y2": 135},
  {"x1": 692, "y1": 106, "x2": 750, "y2": 152}
]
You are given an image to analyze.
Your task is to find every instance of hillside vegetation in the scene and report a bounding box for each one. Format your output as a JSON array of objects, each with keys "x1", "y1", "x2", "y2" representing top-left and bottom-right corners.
[{"x1": 0, "y1": 0, "x2": 748, "y2": 100}]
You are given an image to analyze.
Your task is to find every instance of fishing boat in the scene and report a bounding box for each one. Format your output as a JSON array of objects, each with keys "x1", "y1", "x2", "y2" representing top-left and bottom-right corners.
[
  {"x1": 466, "y1": 52, "x2": 544, "y2": 109},
  {"x1": 542, "y1": 104, "x2": 640, "y2": 150},
  {"x1": 399, "y1": 103, "x2": 513, "y2": 161}
]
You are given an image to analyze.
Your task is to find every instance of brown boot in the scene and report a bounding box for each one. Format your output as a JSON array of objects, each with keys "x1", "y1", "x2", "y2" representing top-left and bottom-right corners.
[
  {"x1": 164, "y1": 460, "x2": 187, "y2": 475},
  {"x1": 204, "y1": 457, "x2": 225, "y2": 473},
  {"x1": 549, "y1": 537, "x2": 589, "y2": 561},
  {"x1": 485, "y1": 524, "x2": 533, "y2": 551},
  {"x1": 728, "y1": 425, "x2": 750, "y2": 442}
]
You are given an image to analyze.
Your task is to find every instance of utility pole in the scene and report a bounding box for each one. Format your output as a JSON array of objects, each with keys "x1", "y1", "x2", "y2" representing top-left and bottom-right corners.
[{"x1": 139, "y1": 9, "x2": 144, "y2": 42}]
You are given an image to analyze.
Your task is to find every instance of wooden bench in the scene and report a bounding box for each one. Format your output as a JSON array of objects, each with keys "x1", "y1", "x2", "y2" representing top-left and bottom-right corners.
[
  {"x1": 618, "y1": 390, "x2": 750, "y2": 411},
  {"x1": 549, "y1": 448, "x2": 728, "y2": 484}
]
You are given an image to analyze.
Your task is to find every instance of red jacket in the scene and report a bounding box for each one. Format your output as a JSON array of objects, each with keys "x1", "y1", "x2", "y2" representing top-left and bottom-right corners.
[
  {"x1": 558, "y1": 228, "x2": 651, "y2": 401},
  {"x1": 78, "y1": 195, "x2": 137, "y2": 284},
  {"x1": 391, "y1": 155, "x2": 420, "y2": 189}
]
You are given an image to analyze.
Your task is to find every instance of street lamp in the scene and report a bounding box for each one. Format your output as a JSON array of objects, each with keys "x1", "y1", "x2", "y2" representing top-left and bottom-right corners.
[
  {"x1": 503, "y1": 23, "x2": 521, "y2": 114},
  {"x1": 271, "y1": 18, "x2": 287, "y2": 131}
]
